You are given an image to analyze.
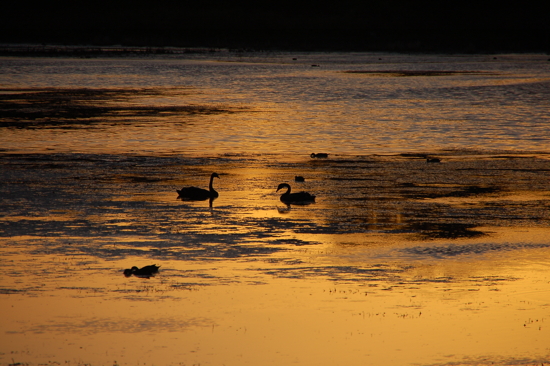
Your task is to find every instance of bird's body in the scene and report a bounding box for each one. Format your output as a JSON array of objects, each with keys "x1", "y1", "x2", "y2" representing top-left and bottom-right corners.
[
  {"x1": 311, "y1": 153, "x2": 328, "y2": 158},
  {"x1": 177, "y1": 186, "x2": 216, "y2": 200},
  {"x1": 427, "y1": 158, "x2": 441, "y2": 163},
  {"x1": 277, "y1": 183, "x2": 316, "y2": 204},
  {"x1": 124, "y1": 264, "x2": 160, "y2": 278},
  {"x1": 177, "y1": 172, "x2": 220, "y2": 200}
]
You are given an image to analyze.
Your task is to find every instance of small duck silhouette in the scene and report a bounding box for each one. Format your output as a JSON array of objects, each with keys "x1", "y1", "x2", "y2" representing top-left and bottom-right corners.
[
  {"x1": 277, "y1": 183, "x2": 316, "y2": 204},
  {"x1": 123, "y1": 264, "x2": 160, "y2": 278},
  {"x1": 426, "y1": 158, "x2": 441, "y2": 163},
  {"x1": 295, "y1": 176, "x2": 305, "y2": 182},
  {"x1": 311, "y1": 153, "x2": 328, "y2": 158}
]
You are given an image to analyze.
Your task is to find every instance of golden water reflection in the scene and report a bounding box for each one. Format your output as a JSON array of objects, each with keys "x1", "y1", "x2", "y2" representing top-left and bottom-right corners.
[
  {"x1": 2, "y1": 150, "x2": 550, "y2": 365},
  {"x1": 2, "y1": 226, "x2": 550, "y2": 366}
]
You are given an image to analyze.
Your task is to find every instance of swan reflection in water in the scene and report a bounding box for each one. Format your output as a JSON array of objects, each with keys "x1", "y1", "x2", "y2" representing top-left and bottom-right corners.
[
  {"x1": 276, "y1": 183, "x2": 316, "y2": 205},
  {"x1": 123, "y1": 264, "x2": 160, "y2": 278}
]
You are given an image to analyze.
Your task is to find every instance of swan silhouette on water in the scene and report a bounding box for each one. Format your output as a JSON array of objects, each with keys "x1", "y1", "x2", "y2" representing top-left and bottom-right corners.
[
  {"x1": 123, "y1": 264, "x2": 160, "y2": 278},
  {"x1": 177, "y1": 172, "x2": 220, "y2": 200},
  {"x1": 277, "y1": 183, "x2": 316, "y2": 204}
]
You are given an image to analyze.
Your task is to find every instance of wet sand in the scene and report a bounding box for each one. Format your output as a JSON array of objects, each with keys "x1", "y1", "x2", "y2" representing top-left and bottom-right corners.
[{"x1": 1, "y1": 150, "x2": 550, "y2": 365}]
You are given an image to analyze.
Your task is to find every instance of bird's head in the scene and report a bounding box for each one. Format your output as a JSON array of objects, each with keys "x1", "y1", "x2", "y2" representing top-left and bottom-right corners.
[{"x1": 276, "y1": 183, "x2": 289, "y2": 192}]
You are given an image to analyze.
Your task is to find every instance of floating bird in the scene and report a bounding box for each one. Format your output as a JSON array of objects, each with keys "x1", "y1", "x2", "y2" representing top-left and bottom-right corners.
[
  {"x1": 123, "y1": 264, "x2": 160, "y2": 278},
  {"x1": 277, "y1": 183, "x2": 316, "y2": 204},
  {"x1": 295, "y1": 176, "x2": 305, "y2": 182},
  {"x1": 177, "y1": 172, "x2": 220, "y2": 200},
  {"x1": 311, "y1": 153, "x2": 328, "y2": 158},
  {"x1": 426, "y1": 158, "x2": 441, "y2": 163}
]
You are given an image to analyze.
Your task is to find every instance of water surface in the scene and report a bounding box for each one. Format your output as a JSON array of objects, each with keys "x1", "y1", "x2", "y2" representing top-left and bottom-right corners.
[
  {"x1": 1, "y1": 52, "x2": 550, "y2": 366},
  {"x1": 2, "y1": 52, "x2": 550, "y2": 155}
]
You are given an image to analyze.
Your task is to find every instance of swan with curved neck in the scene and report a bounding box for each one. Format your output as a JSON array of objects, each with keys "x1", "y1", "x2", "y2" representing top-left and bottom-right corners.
[
  {"x1": 177, "y1": 172, "x2": 220, "y2": 201},
  {"x1": 276, "y1": 183, "x2": 316, "y2": 204}
]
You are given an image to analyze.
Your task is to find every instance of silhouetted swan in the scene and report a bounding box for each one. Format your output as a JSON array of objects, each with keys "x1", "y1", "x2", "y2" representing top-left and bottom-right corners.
[
  {"x1": 311, "y1": 153, "x2": 328, "y2": 158},
  {"x1": 277, "y1": 183, "x2": 316, "y2": 204},
  {"x1": 177, "y1": 172, "x2": 219, "y2": 200},
  {"x1": 124, "y1": 264, "x2": 160, "y2": 278}
]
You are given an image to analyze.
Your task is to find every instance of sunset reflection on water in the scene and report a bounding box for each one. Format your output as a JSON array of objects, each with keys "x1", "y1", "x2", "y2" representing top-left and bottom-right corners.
[
  {"x1": 2, "y1": 234, "x2": 549, "y2": 365},
  {"x1": 2, "y1": 155, "x2": 549, "y2": 365},
  {"x1": 1, "y1": 52, "x2": 550, "y2": 365}
]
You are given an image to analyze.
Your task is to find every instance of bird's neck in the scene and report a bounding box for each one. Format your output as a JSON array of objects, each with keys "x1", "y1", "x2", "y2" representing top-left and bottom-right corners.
[{"x1": 209, "y1": 177, "x2": 215, "y2": 191}]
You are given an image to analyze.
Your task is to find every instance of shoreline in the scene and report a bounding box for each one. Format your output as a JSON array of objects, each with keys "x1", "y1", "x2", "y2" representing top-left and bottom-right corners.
[{"x1": 1, "y1": 43, "x2": 549, "y2": 58}]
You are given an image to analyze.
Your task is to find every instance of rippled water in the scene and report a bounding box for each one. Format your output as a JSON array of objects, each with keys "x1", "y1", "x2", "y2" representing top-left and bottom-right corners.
[
  {"x1": 2, "y1": 52, "x2": 550, "y2": 155},
  {"x1": 1, "y1": 52, "x2": 550, "y2": 366}
]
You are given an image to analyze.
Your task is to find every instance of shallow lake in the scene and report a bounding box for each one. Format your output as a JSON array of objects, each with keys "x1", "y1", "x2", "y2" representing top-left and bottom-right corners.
[{"x1": 1, "y1": 52, "x2": 550, "y2": 365}]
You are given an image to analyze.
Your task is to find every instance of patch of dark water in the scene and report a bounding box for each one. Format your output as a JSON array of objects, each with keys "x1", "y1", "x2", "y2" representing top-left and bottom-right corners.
[
  {"x1": 406, "y1": 223, "x2": 485, "y2": 239},
  {"x1": 342, "y1": 70, "x2": 498, "y2": 77},
  {"x1": 0, "y1": 87, "x2": 246, "y2": 128},
  {"x1": 403, "y1": 240, "x2": 550, "y2": 258}
]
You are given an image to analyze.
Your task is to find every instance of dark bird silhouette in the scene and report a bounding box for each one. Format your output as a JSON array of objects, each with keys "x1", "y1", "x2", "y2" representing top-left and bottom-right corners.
[
  {"x1": 311, "y1": 153, "x2": 328, "y2": 158},
  {"x1": 426, "y1": 158, "x2": 441, "y2": 163},
  {"x1": 177, "y1": 172, "x2": 220, "y2": 200},
  {"x1": 295, "y1": 176, "x2": 305, "y2": 182},
  {"x1": 123, "y1": 264, "x2": 160, "y2": 278},
  {"x1": 277, "y1": 183, "x2": 316, "y2": 204}
]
